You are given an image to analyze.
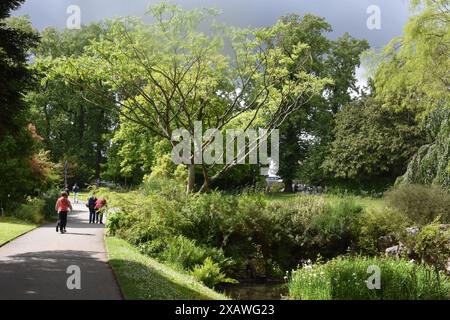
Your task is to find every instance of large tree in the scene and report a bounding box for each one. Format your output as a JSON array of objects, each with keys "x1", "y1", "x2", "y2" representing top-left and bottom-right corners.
[
  {"x1": 272, "y1": 14, "x2": 369, "y2": 191},
  {"x1": 28, "y1": 24, "x2": 118, "y2": 185},
  {"x1": 52, "y1": 4, "x2": 331, "y2": 192},
  {"x1": 323, "y1": 97, "x2": 424, "y2": 189},
  {"x1": 0, "y1": 1, "x2": 49, "y2": 209},
  {"x1": 373, "y1": 0, "x2": 449, "y2": 188},
  {"x1": 375, "y1": 0, "x2": 449, "y2": 118}
]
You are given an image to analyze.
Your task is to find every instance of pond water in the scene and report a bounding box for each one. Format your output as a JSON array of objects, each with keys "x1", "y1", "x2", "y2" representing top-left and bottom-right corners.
[{"x1": 218, "y1": 281, "x2": 288, "y2": 300}]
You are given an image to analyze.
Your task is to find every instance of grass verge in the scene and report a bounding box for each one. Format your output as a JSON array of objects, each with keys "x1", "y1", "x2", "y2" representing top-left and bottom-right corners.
[
  {"x1": 105, "y1": 237, "x2": 229, "y2": 300},
  {"x1": 0, "y1": 217, "x2": 37, "y2": 246}
]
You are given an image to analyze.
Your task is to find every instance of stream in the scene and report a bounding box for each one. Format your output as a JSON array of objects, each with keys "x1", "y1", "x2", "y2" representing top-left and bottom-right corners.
[{"x1": 218, "y1": 281, "x2": 288, "y2": 300}]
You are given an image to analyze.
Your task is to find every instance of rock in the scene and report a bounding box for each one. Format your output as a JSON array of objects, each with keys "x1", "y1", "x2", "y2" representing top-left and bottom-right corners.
[
  {"x1": 406, "y1": 227, "x2": 420, "y2": 235},
  {"x1": 385, "y1": 243, "x2": 407, "y2": 258},
  {"x1": 378, "y1": 235, "x2": 396, "y2": 251}
]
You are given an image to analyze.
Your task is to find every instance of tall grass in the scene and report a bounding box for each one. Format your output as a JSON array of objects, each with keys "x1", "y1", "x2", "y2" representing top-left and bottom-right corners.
[{"x1": 289, "y1": 256, "x2": 450, "y2": 300}]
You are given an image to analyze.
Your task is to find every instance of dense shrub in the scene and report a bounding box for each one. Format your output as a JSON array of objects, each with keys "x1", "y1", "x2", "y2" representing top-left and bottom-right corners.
[
  {"x1": 160, "y1": 236, "x2": 231, "y2": 271},
  {"x1": 385, "y1": 184, "x2": 450, "y2": 224},
  {"x1": 309, "y1": 197, "x2": 362, "y2": 253},
  {"x1": 412, "y1": 221, "x2": 450, "y2": 271},
  {"x1": 12, "y1": 198, "x2": 45, "y2": 224},
  {"x1": 137, "y1": 235, "x2": 235, "y2": 288},
  {"x1": 289, "y1": 256, "x2": 450, "y2": 300},
  {"x1": 40, "y1": 188, "x2": 61, "y2": 221},
  {"x1": 356, "y1": 207, "x2": 410, "y2": 255},
  {"x1": 266, "y1": 195, "x2": 362, "y2": 264},
  {"x1": 107, "y1": 180, "x2": 368, "y2": 279}
]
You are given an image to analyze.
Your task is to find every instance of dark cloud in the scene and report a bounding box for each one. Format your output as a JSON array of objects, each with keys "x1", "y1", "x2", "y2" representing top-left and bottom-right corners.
[{"x1": 14, "y1": 0, "x2": 412, "y2": 48}]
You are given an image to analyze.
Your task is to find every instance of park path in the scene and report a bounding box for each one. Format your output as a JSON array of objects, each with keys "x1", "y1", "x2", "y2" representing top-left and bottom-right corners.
[{"x1": 0, "y1": 201, "x2": 122, "y2": 300}]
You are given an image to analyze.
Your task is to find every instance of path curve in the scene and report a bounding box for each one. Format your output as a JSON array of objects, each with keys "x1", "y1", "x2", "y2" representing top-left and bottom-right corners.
[{"x1": 0, "y1": 201, "x2": 122, "y2": 300}]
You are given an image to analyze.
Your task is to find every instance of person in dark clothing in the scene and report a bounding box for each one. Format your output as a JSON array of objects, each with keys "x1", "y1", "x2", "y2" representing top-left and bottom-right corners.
[
  {"x1": 86, "y1": 193, "x2": 98, "y2": 224},
  {"x1": 72, "y1": 183, "x2": 80, "y2": 203}
]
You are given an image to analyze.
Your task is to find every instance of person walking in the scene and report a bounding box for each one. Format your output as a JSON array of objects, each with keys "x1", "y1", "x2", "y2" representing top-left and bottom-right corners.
[
  {"x1": 64, "y1": 185, "x2": 70, "y2": 197},
  {"x1": 86, "y1": 193, "x2": 98, "y2": 224},
  {"x1": 94, "y1": 198, "x2": 107, "y2": 224},
  {"x1": 72, "y1": 183, "x2": 80, "y2": 203},
  {"x1": 55, "y1": 192, "x2": 73, "y2": 234}
]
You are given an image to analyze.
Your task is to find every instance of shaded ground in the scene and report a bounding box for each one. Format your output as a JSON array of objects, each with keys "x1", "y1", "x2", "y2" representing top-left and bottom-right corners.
[{"x1": 0, "y1": 203, "x2": 122, "y2": 300}]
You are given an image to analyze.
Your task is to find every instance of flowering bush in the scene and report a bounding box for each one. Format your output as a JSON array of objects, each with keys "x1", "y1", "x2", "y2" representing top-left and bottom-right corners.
[{"x1": 288, "y1": 256, "x2": 450, "y2": 300}]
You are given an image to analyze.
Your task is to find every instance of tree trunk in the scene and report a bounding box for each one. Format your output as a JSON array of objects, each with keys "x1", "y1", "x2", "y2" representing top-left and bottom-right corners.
[
  {"x1": 187, "y1": 164, "x2": 195, "y2": 193},
  {"x1": 284, "y1": 179, "x2": 293, "y2": 193},
  {"x1": 95, "y1": 142, "x2": 102, "y2": 180},
  {"x1": 199, "y1": 164, "x2": 210, "y2": 193}
]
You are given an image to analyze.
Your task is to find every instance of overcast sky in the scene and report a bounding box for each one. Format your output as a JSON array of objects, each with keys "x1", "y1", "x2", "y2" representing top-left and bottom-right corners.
[
  {"x1": 13, "y1": 0, "x2": 413, "y2": 85},
  {"x1": 14, "y1": 0, "x2": 413, "y2": 48}
]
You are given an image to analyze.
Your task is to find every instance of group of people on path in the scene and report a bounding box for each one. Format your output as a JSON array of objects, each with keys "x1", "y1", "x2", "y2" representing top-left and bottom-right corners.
[
  {"x1": 86, "y1": 194, "x2": 107, "y2": 224},
  {"x1": 55, "y1": 188, "x2": 107, "y2": 234},
  {"x1": 63, "y1": 183, "x2": 80, "y2": 204}
]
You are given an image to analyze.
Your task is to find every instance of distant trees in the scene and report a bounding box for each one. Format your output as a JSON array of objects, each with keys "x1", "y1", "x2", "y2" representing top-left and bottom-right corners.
[{"x1": 28, "y1": 24, "x2": 118, "y2": 186}]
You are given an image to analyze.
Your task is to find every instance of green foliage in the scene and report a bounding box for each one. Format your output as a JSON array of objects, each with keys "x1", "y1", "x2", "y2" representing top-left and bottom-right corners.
[
  {"x1": 11, "y1": 198, "x2": 45, "y2": 224},
  {"x1": 160, "y1": 236, "x2": 231, "y2": 271},
  {"x1": 385, "y1": 184, "x2": 450, "y2": 225},
  {"x1": 289, "y1": 256, "x2": 450, "y2": 300},
  {"x1": 50, "y1": 4, "x2": 331, "y2": 191},
  {"x1": 40, "y1": 188, "x2": 61, "y2": 221},
  {"x1": 397, "y1": 106, "x2": 450, "y2": 189},
  {"x1": 0, "y1": 6, "x2": 53, "y2": 209},
  {"x1": 273, "y1": 14, "x2": 369, "y2": 188},
  {"x1": 107, "y1": 182, "x2": 369, "y2": 278},
  {"x1": 106, "y1": 237, "x2": 228, "y2": 300},
  {"x1": 356, "y1": 208, "x2": 410, "y2": 255},
  {"x1": 374, "y1": 0, "x2": 449, "y2": 118},
  {"x1": 28, "y1": 23, "x2": 119, "y2": 186},
  {"x1": 323, "y1": 97, "x2": 424, "y2": 187},
  {"x1": 190, "y1": 257, "x2": 238, "y2": 289},
  {"x1": 137, "y1": 235, "x2": 235, "y2": 288},
  {"x1": 413, "y1": 221, "x2": 450, "y2": 271},
  {"x1": 372, "y1": 0, "x2": 450, "y2": 192},
  {"x1": 311, "y1": 197, "x2": 362, "y2": 243}
]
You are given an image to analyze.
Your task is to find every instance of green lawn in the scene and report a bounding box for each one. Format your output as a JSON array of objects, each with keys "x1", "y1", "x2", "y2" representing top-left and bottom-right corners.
[
  {"x1": 0, "y1": 217, "x2": 37, "y2": 246},
  {"x1": 76, "y1": 191, "x2": 89, "y2": 202},
  {"x1": 105, "y1": 237, "x2": 229, "y2": 300},
  {"x1": 266, "y1": 192, "x2": 385, "y2": 211}
]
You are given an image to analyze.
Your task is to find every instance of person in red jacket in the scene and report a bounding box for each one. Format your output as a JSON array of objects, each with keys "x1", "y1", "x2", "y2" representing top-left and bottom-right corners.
[
  {"x1": 94, "y1": 198, "x2": 107, "y2": 224},
  {"x1": 55, "y1": 192, "x2": 73, "y2": 234}
]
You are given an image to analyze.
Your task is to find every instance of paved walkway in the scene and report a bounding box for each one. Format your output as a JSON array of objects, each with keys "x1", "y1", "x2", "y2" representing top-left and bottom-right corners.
[{"x1": 0, "y1": 202, "x2": 122, "y2": 300}]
